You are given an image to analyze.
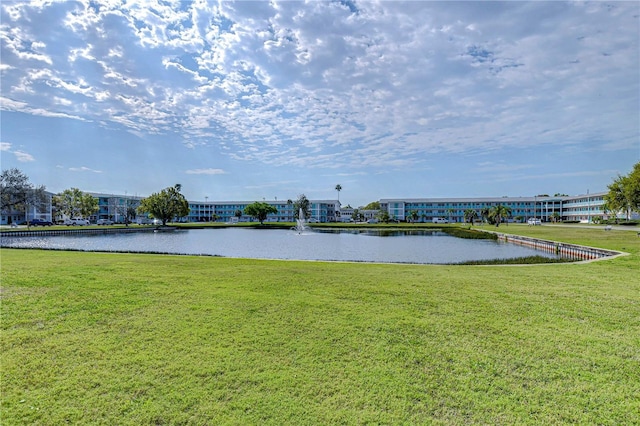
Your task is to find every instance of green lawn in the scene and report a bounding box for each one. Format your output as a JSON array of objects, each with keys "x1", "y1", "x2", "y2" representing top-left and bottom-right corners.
[{"x1": 1, "y1": 226, "x2": 639, "y2": 424}]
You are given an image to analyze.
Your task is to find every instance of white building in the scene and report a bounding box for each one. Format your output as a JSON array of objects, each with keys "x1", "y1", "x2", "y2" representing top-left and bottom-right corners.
[
  {"x1": 380, "y1": 192, "x2": 636, "y2": 223},
  {"x1": 3, "y1": 189, "x2": 637, "y2": 225}
]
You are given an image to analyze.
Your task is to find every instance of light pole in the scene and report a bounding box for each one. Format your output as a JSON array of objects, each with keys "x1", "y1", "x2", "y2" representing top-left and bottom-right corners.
[{"x1": 587, "y1": 189, "x2": 590, "y2": 224}]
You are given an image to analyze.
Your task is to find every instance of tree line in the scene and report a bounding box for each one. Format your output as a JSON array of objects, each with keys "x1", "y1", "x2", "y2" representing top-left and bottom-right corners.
[
  {"x1": 2, "y1": 163, "x2": 639, "y2": 225},
  {"x1": 604, "y1": 162, "x2": 640, "y2": 222},
  {"x1": 0, "y1": 169, "x2": 309, "y2": 226}
]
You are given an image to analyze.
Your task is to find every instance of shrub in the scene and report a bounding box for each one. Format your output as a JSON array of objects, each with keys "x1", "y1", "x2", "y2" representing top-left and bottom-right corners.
[{"x1": 442, "y1": 228, "x2": 497, "y2": 240}]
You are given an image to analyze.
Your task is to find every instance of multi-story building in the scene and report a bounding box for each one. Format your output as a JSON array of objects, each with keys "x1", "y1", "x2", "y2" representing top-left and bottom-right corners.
[
  {"x1": 88, "y1": 193, "x2": 144, "y2": 223},
  {"x1": 0, "y1": 191, "x2": 54, "y2": 225},
  {"x1": 3, "y1": 189, "x2": 635, "y2": 225},
  {"x1": 379, "y1": 192, "x2": 634, "y2": 223},
  {"x1": 560, "y1": 192, "x2": 611, "y2": 222},
  {"x1": 186, "y1": 199, "x2": 339, "y2": 223},
  {"x1": 381, "y1": 196, "x2": 546, "y2": 223}
]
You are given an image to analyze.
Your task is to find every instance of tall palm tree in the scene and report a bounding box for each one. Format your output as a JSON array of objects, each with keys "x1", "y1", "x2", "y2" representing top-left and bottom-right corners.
[
  {"x1": 480, "y1": 207, "x2": 491, "y2": 225},
  {"x1": 335, "y1": 184, "x2": 342, "y2": 203},
  {"x1": 464, "y1": 209, "x2": 478, "y2": 226},
  {"x1": 490, "y1": 205, "x2": 512, "y2": 227}
]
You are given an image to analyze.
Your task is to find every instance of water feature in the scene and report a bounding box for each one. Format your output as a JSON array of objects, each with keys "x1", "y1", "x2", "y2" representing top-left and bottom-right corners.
[
  {"x1": 1, "y1": 228, "x2": 573, "y2": 264},
  {"x1": 293, "y1": 208, "x2": 308, "y2": 234}
]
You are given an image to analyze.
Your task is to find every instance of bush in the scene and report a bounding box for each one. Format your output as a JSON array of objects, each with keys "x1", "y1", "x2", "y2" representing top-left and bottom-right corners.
[{"x1": 442, "y1": 228, "x2": 497, "y2": 240}]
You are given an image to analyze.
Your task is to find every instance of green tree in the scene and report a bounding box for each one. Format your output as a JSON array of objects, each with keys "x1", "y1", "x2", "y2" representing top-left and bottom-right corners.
[
  {"x1": 605, "y1": 178, "x2": 628, "y2": 221},
  {"x1": 352, "y1": 208, "x2": 362, "y2": 222},
  {"x1": 447, "y1": 208, "x2": 455, "y2": 223},
  {"x1": 244, "y1": 202, "x2": 277, "y2": 225},
  {"x1": 489, "y1": 205, "x2": 512, "y2": 227},
  {"x1": 480, "y1": 207, "x2": 491, "y2": 224},
  {"x1": 335, "y1": 184, "x2": 342, "y2": 202},
  {"x1": 53, "y1": 188, "x2": 99, "y2": 220},
  {"x1": 293, "y1": 194, "x2": 310, "y2": 220},
  {"x1": 1, "y1": 168, "x2": 48, "y2": 226},
  {"x1": 464, "y1": 209, "x2": 478, "y2": 226},
  {"x1": 605, "y1": 162, "x2": 640, "y2": 221},
  {"x1": 376, "y1": 210, "x2": 391, "y2": 223},
  {"x1": 601, "y1": 201, "x2": 612, "y2": 222},
  {"x1": 113, "y1": 197, "x2": 137, "y2": 226},
  {"x1": 126, "y1": 206, "x2": 137, "y2": 225},
  {"x1": 362, "y1": 201, "x2": 380, "y2": 210},
  {"x1": 408, "y1": 210, "x2": 419, "y2": 223},
  {"x1": 137, "y1": 184, "x2": 190, "y2": 226}
]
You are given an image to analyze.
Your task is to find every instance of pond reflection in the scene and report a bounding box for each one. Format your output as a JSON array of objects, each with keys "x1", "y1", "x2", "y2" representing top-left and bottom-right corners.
[{"x1": 1, "y1": 228, "x2": 569, "y2": 264}]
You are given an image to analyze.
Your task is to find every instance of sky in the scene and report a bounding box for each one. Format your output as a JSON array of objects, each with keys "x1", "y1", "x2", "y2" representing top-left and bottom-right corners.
[{"x1": 1, "y1": 1, "x2": 639, "y2": 208}]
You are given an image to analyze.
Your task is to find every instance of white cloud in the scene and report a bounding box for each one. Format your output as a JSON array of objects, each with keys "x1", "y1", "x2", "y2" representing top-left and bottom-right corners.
[
  {"x1": 185, "y1": 168, "x2": 226, "y2": 175},
  {"x1": 69, "y1": 166, "x2": 102, "y2": 173},
  {"x1": 0, "y1": 0, "x2": 637, "y2": 178},
  {"x1": 13, "y1": 150, "x2": 35, "y2": 162},
  {"x1": 0, "y1": 142, "x2": 35, "y2": 162}
]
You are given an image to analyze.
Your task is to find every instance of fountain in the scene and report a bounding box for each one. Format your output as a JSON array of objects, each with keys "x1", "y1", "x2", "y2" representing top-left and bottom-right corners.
[{"x1": 294, "y1": 208, "x2": 309, "y2": 234}]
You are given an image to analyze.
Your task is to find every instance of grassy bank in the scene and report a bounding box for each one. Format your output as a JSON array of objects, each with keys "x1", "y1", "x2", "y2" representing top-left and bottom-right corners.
[{"x1": 1, "y1": 226, "x2": 639, "y2": 424}]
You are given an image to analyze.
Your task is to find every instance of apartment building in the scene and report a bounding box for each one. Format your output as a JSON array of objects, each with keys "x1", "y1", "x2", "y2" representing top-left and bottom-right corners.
[
  {"x1": 88, "y1": 192, "x2": 144, "y2": 223},
  {"x1": 379, "y1": 192, "x2": 631, "y2": 223},
  {"x1": 186, "y1": 199, "x2": 340, "y2": 223},
  {"x1": 0, "y1": 191, "x2": 54, "y2": 225},
  {"x1": 3, "y1": 189, "x2": 633, "y2": 225}
]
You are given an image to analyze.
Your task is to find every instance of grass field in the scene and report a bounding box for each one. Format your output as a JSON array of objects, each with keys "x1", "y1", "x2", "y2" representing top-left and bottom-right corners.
[{"x1": 1, "y1": 225, "x2": 639, "y2": 424}]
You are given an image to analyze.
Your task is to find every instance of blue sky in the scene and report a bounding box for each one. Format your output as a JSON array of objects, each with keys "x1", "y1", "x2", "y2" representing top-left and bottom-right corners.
[{"x1": 1, "y1": 1, "x2": 638, "y2": 207}]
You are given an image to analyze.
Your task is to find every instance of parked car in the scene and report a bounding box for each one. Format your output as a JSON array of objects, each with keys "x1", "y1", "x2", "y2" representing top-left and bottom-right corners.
[
  {"x1": 432, "y1": 217, "x2": 449, "y2": 223},
  {"x1": 96, "y1": 219, "x2": 114, "y2": 225},
  {"x1": 527, "y1": 218, "x2": 542, "y2": 226},
  {"x1": 64, "y1": 218, "x2": 90, "y2": 226},
  {"x1": 28, "y1": 219, "x2": 53, "y2": 226}
]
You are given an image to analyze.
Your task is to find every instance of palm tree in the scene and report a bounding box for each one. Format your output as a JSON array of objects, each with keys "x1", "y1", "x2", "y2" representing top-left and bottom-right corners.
[
  {"x1": 335, "y1": 184, "x2": 342, "y2": 203},
  {"x1": 601, "y1": 201, "x2": 613, "y2": 223},
  {"x1": 464, "y1": 209, "x2": 478, "y2": 226},
  {"x1": 480, "y1": 207, "x2": 491, "y2": 225},
  {"x1": 409, "y1": 210, "x2": 419, "y2": 223},
  {"x1": 447, "y1": 208, "x2": 455, "y2": 223},
  {"x1": 294, "y1": 194, "x2": 310, "y2": 220},
  {"x1": 490, "y1": 205, "x2": 512, "y2": 227}
]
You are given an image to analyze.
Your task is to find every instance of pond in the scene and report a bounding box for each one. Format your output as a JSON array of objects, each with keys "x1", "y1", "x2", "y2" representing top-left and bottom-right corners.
[{"x1": 1, "y1": 228, "x2": 569, "y2": 264}]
